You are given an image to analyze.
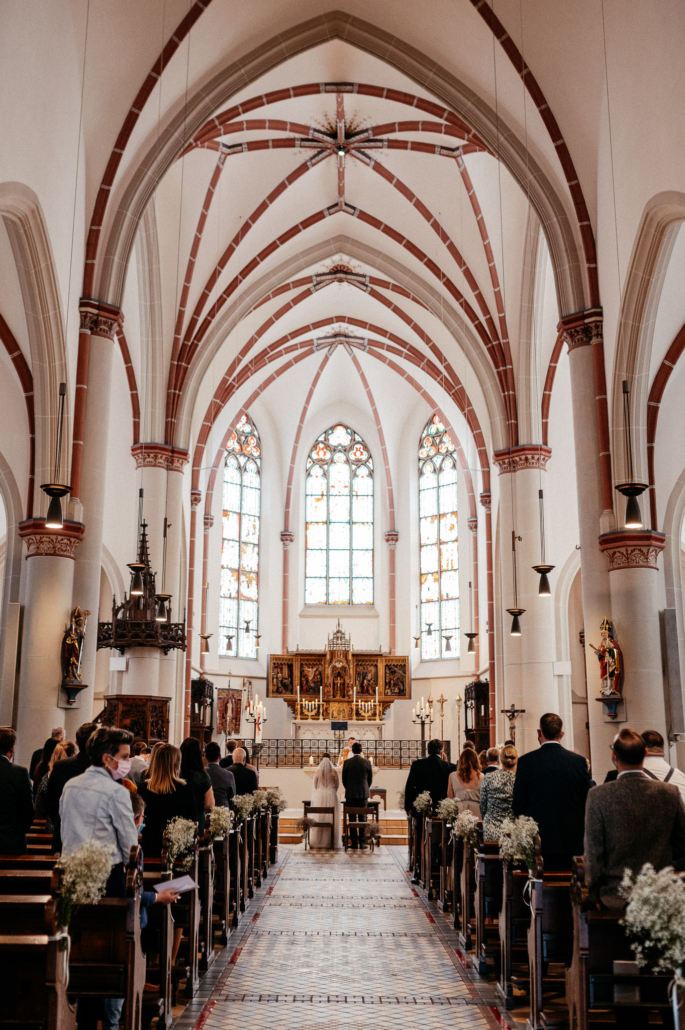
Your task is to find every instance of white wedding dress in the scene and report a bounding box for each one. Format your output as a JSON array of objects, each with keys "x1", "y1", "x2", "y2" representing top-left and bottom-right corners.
[{"x1": 309, "y1": 758, "x2": 342, "y2": 849}]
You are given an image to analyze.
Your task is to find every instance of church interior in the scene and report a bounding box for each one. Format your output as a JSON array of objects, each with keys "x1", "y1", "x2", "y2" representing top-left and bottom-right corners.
[{"x1": 2, "y1": 2, "x2": 685, "y2": 1029}]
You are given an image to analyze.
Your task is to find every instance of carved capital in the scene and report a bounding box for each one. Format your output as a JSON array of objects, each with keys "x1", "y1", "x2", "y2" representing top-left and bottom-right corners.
[
  {"x1": 203, "y1": 514, "x2": 214, "y2": 533},
  {"x1": 78, "y1": 304, "x2": 99, "y2": 334},
  {"x1": 492, "y1": 445, "x2": 552, "y2": 474},
  {"x1": 18, "y1": 518, "x2": 85, "y2": 559},
  {"x1": 131, "y1": 443, "x2": 189, "y2": 473},
  {"x1": 599, "y1": 530, "x2": 666, "y2": 571},
  {"x1": 558, "y1": 308, "x2": 603, "y2": 352},
  {"x1": 280, "y1": 530, "x2": 295, "y2": 548},
  {"x1": 190, "y1": 489, "x2": 202, "y2": 509},
  {"x1": 479, "y1": 492, "x2": 492, "y2": 512},
  {"x1": 384, "y1": 529, "x2": 399, "y2": 549},
  {"x1": 467, "y1": 517, "x2": 478, "y2": 534}
]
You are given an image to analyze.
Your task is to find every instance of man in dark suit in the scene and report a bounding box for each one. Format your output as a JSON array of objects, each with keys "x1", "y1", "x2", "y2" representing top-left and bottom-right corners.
[
  {"x1": 219, "y1": 739, "x2": 237, "y2": 769},
  {"x1": 29, "y1": 725, "x2": 64, "y2": 780},
  {"x1": 205, "y1": 742, "x2": 236, "y2": 807},
  {"x1": 404, "y1": 738, "x2": 451, "y2": 814},
  {"x1": 44, "y1": 721, "x2": 97, "y2": 853},
  {"x1": 585, "y1": 727, "x2": 685, "y2": 909},
  {"x1": 342, "y1": 741, "x2": 373, "y2": 849},
  {"x1": 512, "y1": 712, "x2": 592, "y2": 869},
  {"x1": 230, "y1": 748, "x2": 259, "y2": 794},
  {"x1": 0, "y1": 727, "x2": 35, "y2": 854}
]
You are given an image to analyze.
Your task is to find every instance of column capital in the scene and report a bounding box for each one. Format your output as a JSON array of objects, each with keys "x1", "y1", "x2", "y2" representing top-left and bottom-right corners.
[
  {"x1": 280, "y1": 530, "x2": 295, "y2": 548},
  {"x1": 599, "y1": 530, "x2": 666, "y2": 571},
  {"x1": 18, "y1": 518, "x2": 85, "y2": 559},
  {"x1": 190, "y1": 489, "x2": 202, "y2": 508},
  {"x1": 203, "y1": 514, "x2": 214, "y2": 533},
  {"x1": 479, "y1": 492, "x2": 492, "y2": 512},
  {"x1": 492, "y1": 444, "x2": 551, "y2": 474},
  {"x1": 558, "y1": 307, "x2": 603, "y2": 352},
  {"x1": 384, "y1": 529, "x2": 399, "y2": 548},
  {"x1": 79, "y1": 298, "x2": 124, "y2": 339},
  {"x1": 467, "y1": 517, "x2": 478, "y2": 533},
  {"x1": 131, "y1": 443, "x2": 190, "y2": 473}
]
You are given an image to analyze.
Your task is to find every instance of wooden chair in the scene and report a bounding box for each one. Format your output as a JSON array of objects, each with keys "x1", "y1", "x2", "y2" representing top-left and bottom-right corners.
[
  {"x1": 369, "y1": 786, "x2": 387, "y2": 810},
  {"x1": 342, "y1": 806, "x2": 376, "y2": 851},
  {"x1": 303, "y1": 807, "x2": 335, "y2": 850}
]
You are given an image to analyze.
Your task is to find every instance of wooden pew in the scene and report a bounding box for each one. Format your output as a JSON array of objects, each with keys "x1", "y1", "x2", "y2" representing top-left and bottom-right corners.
[
  {"x1": 144, "y1": 841, "x2": 200, "y2": 1002},
  {"x1": 454, "y1": 833, "x2": 478, "y2": 949},
  {"x1": 239, "y1": 820, "x2": 250, "y2": 912},
  {"x1": 269, "y1": 807, "x2": 280, "y2": 865},
  {"x1": 253, "y1": 811, "x2": 263, "y2": 889},
  {"x1": 244, "y1": 816, "x2": 255, "y2": 901},
  {"x1": 497, "y1": 856, "x2": 532, "y2": 1009},
  {"x1": 259, "y1": 808, "x2": 271, "y2": 880},
  {"x1": 0, "y1": 931, "x2": 77, "y2": 1030},
  {"x1": 475, "y1": 831, "x2": 504, "y2": 975},
  {"x1": 410, "y1": 813, "x2": 423, "y2": 884},
  {"x1": 197, "y1": 836, "x2": 216, "y2": 972},
  {"x1": 421, "y1": 816, "x2": 443, "y2": 900},
  {"x1": 228, "y1": 827, "x2": 241, "y2": 926},
  {"x1": 140, "y1": 897, "x2": 174, "y2": 1030},
  {"x1": 527, "y1": 844, "x2": 573, "y2": 1030},
  {"x1": 212, "y1": 833, "x2": 230, "y2": 945},
  {"x1": 438, "y1": 820, "x2": 453, "y2": 912}
]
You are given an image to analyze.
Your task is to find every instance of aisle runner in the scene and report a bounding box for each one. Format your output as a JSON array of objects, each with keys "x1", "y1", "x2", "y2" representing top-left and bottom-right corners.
[{"x1": 174, "y1": 846, "x2": 516, "y2": 1030}]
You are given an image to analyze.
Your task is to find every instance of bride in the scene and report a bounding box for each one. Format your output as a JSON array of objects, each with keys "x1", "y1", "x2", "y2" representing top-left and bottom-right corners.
[{"x1": 309, "y1": 756, "x2": 341, "y2": 849}]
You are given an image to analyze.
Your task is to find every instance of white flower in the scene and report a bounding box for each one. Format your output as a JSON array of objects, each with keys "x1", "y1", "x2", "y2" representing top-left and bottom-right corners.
[
  {"x1": 397, "y1": 788, "x2": 405, "y2": 809},
  {"x1": 56, "y1": 840, "x2": 113, "y2": 927},
  {"x1": 207, "y1": 807, "x2": 234, "y2": 840},
  {"x1": 436, "y1": 798, "x2": 460, "y2": 822},
  {"x1": 252, "y1": 789, "x2": 269, "y2": 810},
  {"x1": 452, "y1": 810, "x2": 480, "y2": 847},
  {"x1": 499, "y1": 815, "x2": 539, "y2": 871},
  {"x1": 413, "y1": 791, "x2": 433, "y2": 814},
  {"x1": 165, "y1": 816, "x2": 196, "y2": 871},
  {"x1": 264, "y1": 787, "x2": 286, "y2": 812},
  {"x1": 621, "y1": 863, "x2": 685, "y2": 979},
  {"x1": 233, "y1": 794, "x2": 256, "y2": 823}
]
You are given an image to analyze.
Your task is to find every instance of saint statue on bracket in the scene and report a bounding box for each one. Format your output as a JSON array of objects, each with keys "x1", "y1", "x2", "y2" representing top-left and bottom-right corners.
[{"x1": 588, "y1": 617, "x2": 623, "y2": 699}]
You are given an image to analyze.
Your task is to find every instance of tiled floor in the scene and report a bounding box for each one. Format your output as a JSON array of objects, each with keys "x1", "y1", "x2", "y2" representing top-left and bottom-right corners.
[{"x1": 173, "y1": 846, "x2": 512, "y2": 1030}]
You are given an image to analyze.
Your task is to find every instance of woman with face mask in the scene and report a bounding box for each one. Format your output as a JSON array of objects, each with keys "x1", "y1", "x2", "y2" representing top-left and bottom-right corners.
[{"x1": 137, "y1": 743, "x2": 198, "y2": 857}]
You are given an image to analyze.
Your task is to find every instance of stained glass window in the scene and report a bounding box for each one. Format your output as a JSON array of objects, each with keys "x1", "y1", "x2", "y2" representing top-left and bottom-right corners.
[
  {"x1": 219, "y1": 415, "x2": 261, "y2": 659},
  {"x1": 305, "y1": 424, "x2": 374, "y2": 605},
  {"x1": 419, "y1": 415, "x2": 459, "y2": 659}
]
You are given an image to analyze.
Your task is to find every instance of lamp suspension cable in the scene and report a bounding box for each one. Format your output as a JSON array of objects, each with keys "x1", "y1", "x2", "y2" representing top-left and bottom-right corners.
[
  {"x1": 128, "y1": 488, "x2": 146, "y2": 596},
  {"x1": 614, "y1": 379, "x2": 646, "y2": 528},
  {"x1": 465, "y1": 579, "x2": 477, "y2": 653},
  {"x1": 506, "y1": 529, "x2": 525, "y2": 636},
  {"x1": 42, "y1": 382, "x2": 70, "y2": 529}
]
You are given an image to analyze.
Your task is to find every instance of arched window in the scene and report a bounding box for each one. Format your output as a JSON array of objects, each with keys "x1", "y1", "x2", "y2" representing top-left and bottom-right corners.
[
  {"x1": 219, "y1": 415, "x2": 260, "y2": 659},
  {"x1": 419, "y1": 415, "x2": 459, "y2": 659},
  {"x1": 305, "y1": 423, "x2": 374, "y2": 605}
]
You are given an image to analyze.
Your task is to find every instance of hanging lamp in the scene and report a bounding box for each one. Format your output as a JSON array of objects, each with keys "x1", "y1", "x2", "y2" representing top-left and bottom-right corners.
[
  {"x1": 200, "y1": 633, "x2": 212, "y2": 654},
  {"x1": 155, "y1": 516, "x2": 173, "y2": 621},
  {"x1": 127, "y1": 489, "x2": 146, "y2": 595},
  {"x1": 532, "y1": 489, "x2": 555, "y2": 596},
  {"x1": 41, "y1": 382, "x2": 71, "y2": 529},
  {"x1": 443, "y1": 634, "x2": 452, "y2": 653},
  {"x1": 506, "y1": 530, "x2": 525, "y2": 635},
  {"x1": 615, "y1": 380, "x2": 646, "y2": 529},
  {"x1": 465, "y1": 580, "x2": 478, "y2": 653}
]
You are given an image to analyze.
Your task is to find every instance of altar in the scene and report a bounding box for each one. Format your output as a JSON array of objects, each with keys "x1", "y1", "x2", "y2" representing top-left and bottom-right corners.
[{"x1": 293, "y1": 719, "x2": 385, "y2": 741}]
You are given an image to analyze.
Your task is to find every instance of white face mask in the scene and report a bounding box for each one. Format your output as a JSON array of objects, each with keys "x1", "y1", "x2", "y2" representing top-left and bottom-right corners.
[{"x1": 107, "y1": 755, "x2": 132, "y2": 781}]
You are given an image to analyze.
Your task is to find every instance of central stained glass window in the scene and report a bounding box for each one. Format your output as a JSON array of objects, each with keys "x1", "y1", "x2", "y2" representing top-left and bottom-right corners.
[
  {"x1": 419, "y1": 415, "x2": 459, "y2": 659},
  {"x1": 305, "y1": 423, "x2": 374, "y2": 605}
]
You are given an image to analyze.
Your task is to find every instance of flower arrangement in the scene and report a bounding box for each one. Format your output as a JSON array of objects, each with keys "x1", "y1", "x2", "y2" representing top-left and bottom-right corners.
[
  {"x1": 232, "y1": 794, "x2": 255, "y2": 824},
  {"x1": 207, "y1": 806, "x2": 234, "y2": 841},
  {"x1": 397, "y1": 787, "x2": 405, "y2": 810},
  {"x1": 264, "y1": 787, "x2": 287, "y2": 812},
  {"x1": 364, "y1": 821, "x2": 382, "y2": 845},
  {"x1": 451, "y1": 810, "x2": 481, "y2": 848},
  {"x1": 498, "y1": 816, "x2": 539, "y2": 872},
  {"x1": 252, "y1": 789, "x2": 269, "y2": 811},
  {"x1": 413, "y1": 791, "x2": 433, "y2": 814},
  {"x1": 56, "y1": 841, "x2": 113, "y2": 928},
  {"x1": 436, "y1": 798, "x2": 460, "y2": 822},
  {"x1": 165, "y1": 816, "x2": 196, "y2": 871},
  {"x1": 621, "y1": 863, "x2": 685, "y2": 983}
]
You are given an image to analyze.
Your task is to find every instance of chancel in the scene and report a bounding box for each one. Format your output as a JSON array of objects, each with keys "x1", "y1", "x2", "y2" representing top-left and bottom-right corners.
[{"x1": 2, "y1": 3, "x2": 685, "y2": 1029}]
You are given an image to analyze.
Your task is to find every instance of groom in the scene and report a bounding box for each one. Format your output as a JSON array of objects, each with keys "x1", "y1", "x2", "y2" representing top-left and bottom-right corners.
[{"x1": 342, "y1": 742, "x2": 373, "y2": 850}]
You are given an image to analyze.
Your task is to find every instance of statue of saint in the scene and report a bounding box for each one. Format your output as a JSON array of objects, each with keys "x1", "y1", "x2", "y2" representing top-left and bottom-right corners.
[
  {"x1": 588, "y1": 618, "x2": 623, "y2": 697},
  {"x1": 61, "y1": 607, "x2": 91, "y2": 685}
]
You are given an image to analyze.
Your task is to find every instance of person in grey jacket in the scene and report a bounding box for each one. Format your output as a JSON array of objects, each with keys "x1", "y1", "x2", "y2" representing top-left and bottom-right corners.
[
  {"x1": 342, "y1": 742, "x2": 373, "y2": 849},
  {"x1": 205, "y1": 741, "x2": 236, "y2": 807},
  {"x1": 584, "y1": 727, "x2": 685, "y2": 909}
]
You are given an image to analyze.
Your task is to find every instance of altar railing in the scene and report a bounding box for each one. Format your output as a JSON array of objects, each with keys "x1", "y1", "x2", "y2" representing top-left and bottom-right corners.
[{"x1": 255, "y1": 739, "x2": 450, "y2": 769}]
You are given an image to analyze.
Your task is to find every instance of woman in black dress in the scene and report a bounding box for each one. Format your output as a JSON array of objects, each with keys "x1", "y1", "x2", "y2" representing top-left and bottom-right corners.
[
  {"x1": 137, "y1": 744, "x2": 198, "y2": 857},
  {"x1": 180, "y1": 737, "x2": 214, "y2": 837}
]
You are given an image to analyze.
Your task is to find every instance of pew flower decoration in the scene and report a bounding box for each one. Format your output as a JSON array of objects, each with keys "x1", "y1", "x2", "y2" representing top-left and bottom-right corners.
[
  {"x1": 397, "y1": 787, "x2": 405, "y2": 810},
  {"x1": 207, "y1": 806, "x2": 234, "y2": 841},
  {"x1": 265, "y1": 787, "x2": 287, "y2": 812},
  {"x1": 165, "y1": 816, "x2": 196, "y2": 872},
  {"x1": 436, "y1": 798, "x2": 460, "y2": 822},
  {"x1": 232, "y1": 794, "x2": 255, "y2": 824},
  {"x1": 413, "y1": 791, "x2": 433, "y2": 814},
  {"x1": 364, "y1": 821, "x2": 382, "y2": 846},
  {"x1": 252, "y1": 789, "x2": 269, "y2": 810},
  {"x1": 451, "y1": 810, "x2": 481, "y2": 848},
  {"x1": 621, "y1": 863, "x2": 685, "y2": 984},
  {"x1": 499, "y1": 816, "x2": 540, "y2": 873},
  {"x1": 56, "y1": 840, "x2": 113, "y2": 929}
]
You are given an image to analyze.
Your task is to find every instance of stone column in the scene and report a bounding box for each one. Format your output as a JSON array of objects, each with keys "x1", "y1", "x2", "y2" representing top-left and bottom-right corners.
[
  {"x1": 14, "y1": 519, "x2": 84, "y2": 763},
  {"x1": 385, "y1": 530, "x2": 399, "y2": 654},
  {"x1": 466, "y1": 516, "x2": 479, "y2": 670},
  {"x1": 480, "y1": 492, "x2": 496, "y2": 745},
  {"x1": 493, "y1": 446, "x2": 556, "y2": 754},
  {"x1": 280, "y1": 530, "x2": 294, "y2": 653},
  {"x1": 560, "y1": 310, "x2": 616, "y2": 774},
  {"x1": 70, "y1": 302, "x2": 122, "y2": 733},
  {"x1": 184, "y1": 488, "x2": 202, "y2": 738},
  {"x1": 200, "y1": 513, "x2": 214, "y2": 672},
  {"x1": 599, "y1": 531, "x2": 667, "y2": 734}
]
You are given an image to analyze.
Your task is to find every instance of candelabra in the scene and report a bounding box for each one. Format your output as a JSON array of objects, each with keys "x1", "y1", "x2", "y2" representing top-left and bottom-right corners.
[
  {"x1": 455, "y1": 694, "x2": 463, "y2": 753},
  {"x1": 300, "y1": 699, "x2": 322, "y2": 718},
  {"x1": 245, "y1": 694, "x2": 266, "y2": 768},
  {"x1": 412, "y1": 695, "x2": 433, "y2": 756},
  {"x1": 356, "y1": 699, "x2": 380, "y2": 721}
]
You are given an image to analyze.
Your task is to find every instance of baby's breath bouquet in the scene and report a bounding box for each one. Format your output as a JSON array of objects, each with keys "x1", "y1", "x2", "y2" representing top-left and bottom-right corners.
[
  {"x1": 436, "y1": 798, "x2": 460, "y2": 822},
  {"x1": 499, "y1": 816, "x2": 539, "y2": 872},
  {"x1": 451, "y1": 810, "x2": 481, "y2": 848},
  {"x1": 621, "y1": 864, "x2": 685, "y2": 984},
  {"x1": 413, "y1": 790, "x2": 433, "y2": 814},
  {"x1": 397, "y1": 787, "x2": 405, "y2": 810},
  {"x1": 252, "y1": 789, "x2": 269, "y2": 811},
  {"x1": 56, "y1": 840, "x2": 113, "y2": 928},
  {"x1": 232, "y1": 793, "x2": 255, "y2": 824},
  {"x1": 265, "y1": 787, "x2": 287, "y2": 812},
  {"x1": 207, "y1": 806, "x2": 234, "y2": 841},
  {"x1": 165, "y1": 816, "x2": 196, "y2": 871}
]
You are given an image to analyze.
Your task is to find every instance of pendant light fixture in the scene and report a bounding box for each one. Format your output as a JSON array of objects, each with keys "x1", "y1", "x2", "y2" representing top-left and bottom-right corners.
[
  {"x1": 41, "y1": 382, "x2": 70, "y2": 529},
  {"x1": 465, "y1": 580, "x2": 478, "y2": 653},
  {"x1": 506, "y1": 530, "x2": 525, "y2": 636},
  {"x1": 443, "y1": 634, "x2": 452, "y2": 653},
  {"x1": 155, "y1": 516, "x2": 172, "y2": 622},
  {"x1": 532, "y1": 489, "x2": 555, "y2": 596},
  {"x1": 127, "y1": 489, "x2": 146, "y2": 595},
  {"x1": 426, "y1": 622, "x2": 433, "y2": 637},
  {"x1": 200, "y1": 633, "x2": 212, "y2": 654},
  {"x1": 615, "y1": 380, "x2": 646, "y2": 528}
]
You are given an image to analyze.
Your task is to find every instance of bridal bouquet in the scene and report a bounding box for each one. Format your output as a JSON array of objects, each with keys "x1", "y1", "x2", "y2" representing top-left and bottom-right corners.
[
  {"x1": 232, "y1": 794, "x2": 256, "y2": 824},
  {"x1": 207, "y1": 806, "x2": 234, "y2": 841},
  {"x1": 165, "y1": 816, "x2": 196, "y2": 871},
  {"x1": 413, "y1": 790, "x2": 433, "y2": 814},
  {"x1": 252, "y1": 789, "x2": 269, "y2": 810},
  {"x1": 499, "y1": 816, "x2": 539, "y2": 872},
  {"x1": 436, "y1": 798, "x2": 460, "y2": 823},
  {"x1": 265, "y1": 787, "x2": 287, "y2": 813},
  {"x1": 451, "y1": 810, "x2": 481, "y2": 848},
  {"x1": 621, "y1": 863, "x2": 685, "y2": 983},
  {"x1": 56, "y1": 840, "x2": 113, "y2": 929}
]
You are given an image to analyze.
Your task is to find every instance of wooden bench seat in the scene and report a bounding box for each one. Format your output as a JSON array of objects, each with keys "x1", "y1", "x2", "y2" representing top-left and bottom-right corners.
[
  {"x1": 475, "y1": 834, "x2": 503, "y2": 975},
  {"x1": 498, "y1": 858, "x2": 531, "y2": 1009},
  {"x1": 0, "y1": 932, "x2": 76, "y2": 1030}
]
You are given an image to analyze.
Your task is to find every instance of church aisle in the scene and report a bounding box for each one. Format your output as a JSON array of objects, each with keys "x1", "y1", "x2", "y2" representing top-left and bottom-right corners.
[{"x1": 174, "y1": 846, "x2": 512, "y2": 1030}]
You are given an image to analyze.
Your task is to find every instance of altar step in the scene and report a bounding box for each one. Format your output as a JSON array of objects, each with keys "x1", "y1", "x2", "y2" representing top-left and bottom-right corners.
[{"x1": 278, "y1": 812, "x2": 408, "y2": 846}]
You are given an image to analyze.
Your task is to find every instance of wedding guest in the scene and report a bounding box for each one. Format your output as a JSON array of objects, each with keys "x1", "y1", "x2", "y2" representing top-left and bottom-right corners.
[
  {"x1": 512, "y1": 713, "x2": 592, "y2": 869},
  {"x1": 229, "y1": 747, "x2": 258, "y2": 794},
  {"x1": 480, "y1": 744, "x2": 517, "y2": 840},
  {"x1": 641, "y1": 730, "x2": 685, "y2": 804},
  {"x1": 478, "y1": 750, "x2": 489, "y2": 773},
  {"x1": 404, "y1": 738, "x2": 451, "y2": 813},
  {"x1": 0, "y1": 727, "x2": 34, "y2": 854},
  {"x1": 32, "y1": 737, "x2": 59, "y2": 789},
  {"x1": 461, "y1": 740, "x2": 476, "y2": 751},
  {"x1": 30, "y1": 726, "x2": 64, "y2": 780},
  {"x1": 447, "y1": 747, "x2": 482, "y2": 816},
  {"x1": 137, "y1": 743, "x2": 197, "y2": 858},
  {"x1": 180, "y1": 737, "x2": 214, "y2": 836},
  {"x1": 585, "y1": 728, "x2": 685, "y2": 909},
  {"x1": 219, "y1": 739, "x2": 238, "y2": 769},
  {"x1": 35, "y1": 742, "x2": 74, "y2": 830},
  {"x1": 342, "y1": 742, "x2": 373, "y2": 849},
  {"x1": 205, "y1": 742, "x2": 236, "y2": 808},
  {"x1": 44, "y1": 721, "x2": 97, "y2": 852},
  {"x1": 128, "y1": 740, "x2": 151, "y2": 785},
  {"x1": 483, "y1": 747, "x2": 500, "y2": 775}
]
